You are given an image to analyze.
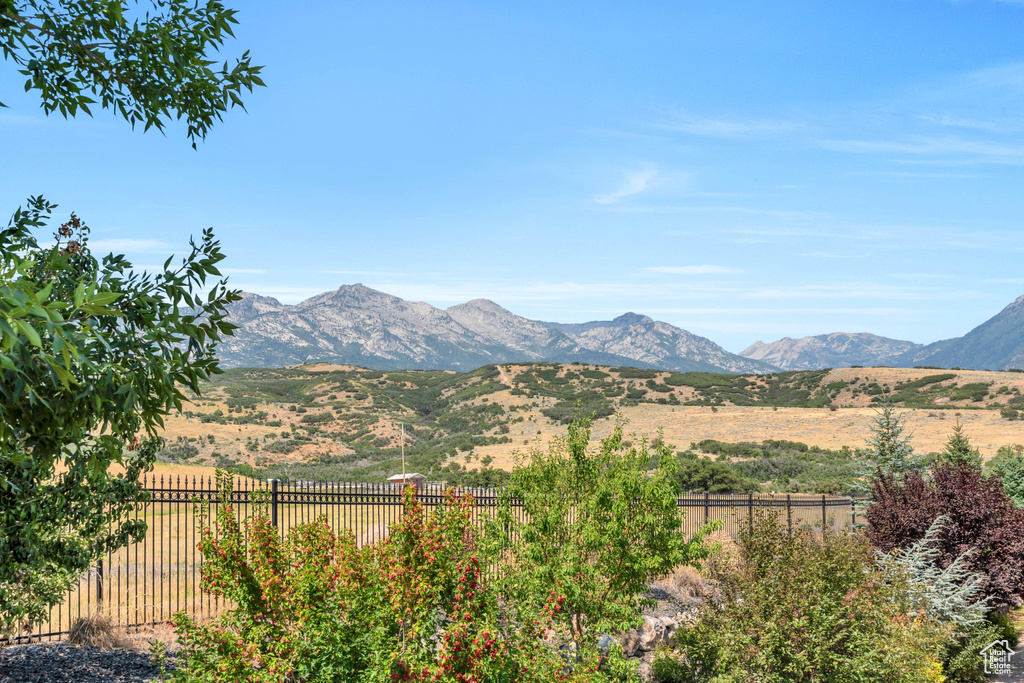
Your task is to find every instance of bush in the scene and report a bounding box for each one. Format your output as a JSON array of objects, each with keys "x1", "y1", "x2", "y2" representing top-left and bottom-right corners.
[
  {"x1": 170, "y1": 473, "x2": 582, "y2": 683},
  {"x1": 490, "y1": 416, "x2": 717, "y2": 658},
  {"x1": 67, "y1": 614, "x2": 128, "y2": 650},
  {"x1": 669, "y1": 512, "x2": 949, "y2": 682},
  {"x1": 867, "y1": 462, "x2": 1024, "y2": 609},
  {"x1": 156, "y1": 442, "x2": 199, "y2": 463},
  {"x1": 874, "y1": 516, "x2": 989, "y2": 630},
  {"x1": 675, "y1": 457, "x2": 759, "y2": 493},
  {"x1": 986, "y1": 445, "x2": 1024, "y2": 508},
  {"x1": 299, "y1": 411, "x2": 333, "y2": 421},
  {"x1": 264, "y1": 439, "x2": 302, "y2": 454},
  {"x1": 613, "y1": 368, "x2": 660, "y2": 379},
  {"x1": 541, "y1": 391, "x2": 615, "y2": 424}
]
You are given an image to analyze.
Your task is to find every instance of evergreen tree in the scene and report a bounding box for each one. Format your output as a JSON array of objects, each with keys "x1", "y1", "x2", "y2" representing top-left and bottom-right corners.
[
  {"x1": 867, "y1": 397, "x2": 920, "y2": 479},
  {"x1": 937, "y1": 418, "x2": 982, "y2": 469},
  {"x1": 986, "y1": 445, "x2": 1024, "y2": 509}
]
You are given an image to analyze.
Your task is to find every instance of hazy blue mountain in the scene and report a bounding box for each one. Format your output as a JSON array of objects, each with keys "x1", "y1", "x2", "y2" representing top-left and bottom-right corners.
[
  {"x1": 896, "y1": 294, "x2": 1024, "y2": 370},
  {"x1": 741, "y1": 293, "x2": 1024, "y2": 371},
  {"x1": 740, "y1": 333, "x2": 922, "y2": 371},
  {"x1": 543, "y1": 313, "x2": 777, "y2": 373}
]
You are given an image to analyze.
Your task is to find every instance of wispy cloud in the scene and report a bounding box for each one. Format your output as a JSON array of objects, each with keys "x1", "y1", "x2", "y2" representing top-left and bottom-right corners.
[
  {"x1": 819, "y1": 135, "x2": 1024, "y2": 164},
  {"x1": 90, "y1": 238, "x2": 175, "y2": 253},
  {"x1": 801, "y1": 251, "x2": 871, "y2": 259},
  {"x1": 0, "y1": 112, "x2": 49, "y2": 127},
  {"x1": 865, "y1": 170, "x2": 977, "y2": 179},
  {"x1": 742, "y1": 283, "x2": 967, "y2": 301},
  {"x1": 892, "y1": 273, "x2": 951, "y2": 280},
  {"x1": 361, "y1": 279, "x2": 741, "y2": 305},
  {"x1": 322, "y1": 269, "x2": 413, "y2": 277},
  {"x1": 644, "y1": 265, "x2": 744, "y2": 275},
  {"x1": 593, "y1": 168, "x2": 658, "y2": 204},
  {"x1": 658, "y1": 110, "x2": 797, "y2": 138},
  {"x1": 603, "y1": 205, "x2": 829, "y2": 222},
  {"x1": 916, "y1": 114, "x2": 1014, "y2": 134}
]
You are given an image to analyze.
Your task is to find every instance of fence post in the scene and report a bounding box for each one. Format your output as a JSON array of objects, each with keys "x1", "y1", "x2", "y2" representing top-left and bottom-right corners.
[
  {"x1": 269, "y1": 479, "x2": 279, "y2": 527},
  {"x1": 787, "y1": 494, "x2": 792, "y2": 533},
  {"x1": 96, "y1": 558, "x2": 103, "y2": 606},
  {"x1": 821, "y1": 494, "x2": 826, "y2": 531},
  {"x1": 851, "y1": 498, "x2": 856, "y2": 528},
  {"x1": 748, "y1": 492, "x2": 754, "y2": 534},
  {"x1": 704, "y1": 491, "x2": 709, "y2": 526}
]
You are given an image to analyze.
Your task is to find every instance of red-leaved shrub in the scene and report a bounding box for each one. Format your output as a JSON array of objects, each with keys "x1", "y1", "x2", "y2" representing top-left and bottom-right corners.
[{"x1": 867, "y1": 462, "x2": 1024, "y2": 608}]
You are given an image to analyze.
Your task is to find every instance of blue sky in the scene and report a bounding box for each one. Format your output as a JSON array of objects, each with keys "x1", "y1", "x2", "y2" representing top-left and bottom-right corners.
[{"x1": 4, "y1": 1, "x2": 1024, "y2": 353}]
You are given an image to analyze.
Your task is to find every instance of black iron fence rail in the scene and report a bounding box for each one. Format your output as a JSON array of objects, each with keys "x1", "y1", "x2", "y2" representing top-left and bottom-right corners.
[{"x1": 3, "y1": 475, "x2": 863, "y2": 644}]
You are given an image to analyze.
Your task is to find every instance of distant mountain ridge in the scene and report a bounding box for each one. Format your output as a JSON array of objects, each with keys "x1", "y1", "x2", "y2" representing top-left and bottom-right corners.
[
  {"x1": 740, "y1": 333, "x2": 922, "y2": 371},
  {"x1": 740, "y1": 294, "x2": 1024, "y2": 371},
  {"x1": 217, "y1": 284, "x2": 776, "y2": 373},
  {"x1": 220, "y1": 285, "x2": 1024, "y2": 374},
  {"x1": 895, "y1": 294, "x2": 1024, "y2": 371}
]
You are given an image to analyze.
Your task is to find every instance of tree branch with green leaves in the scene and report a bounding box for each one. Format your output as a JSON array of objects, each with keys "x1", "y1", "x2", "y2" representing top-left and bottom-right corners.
[
  {"x1": 0, "y1": 0, "x2": 265, "y2": 147},
  {"x1": 0, "y1": 196, "x2": 240, "y2": 635}
]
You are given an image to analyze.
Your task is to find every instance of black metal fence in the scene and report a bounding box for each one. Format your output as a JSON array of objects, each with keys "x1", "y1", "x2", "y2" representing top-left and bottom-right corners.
[{"x1": 4, "y1": 475, "x2": 862, "y2": 643}]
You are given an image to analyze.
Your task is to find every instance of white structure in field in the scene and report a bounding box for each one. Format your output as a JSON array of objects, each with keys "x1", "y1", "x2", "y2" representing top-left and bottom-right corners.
[{"x1": 386, "y1": 472, "x2": 426, "y2": 489}]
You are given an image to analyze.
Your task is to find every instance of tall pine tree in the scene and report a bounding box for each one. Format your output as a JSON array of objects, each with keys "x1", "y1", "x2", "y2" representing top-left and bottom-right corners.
[
  {"x1": 868, "y1": 397, "x2": 920, "y2": 479},
  {"x1": 938, "y1": 418, "x2": 982, "y2": 469}
]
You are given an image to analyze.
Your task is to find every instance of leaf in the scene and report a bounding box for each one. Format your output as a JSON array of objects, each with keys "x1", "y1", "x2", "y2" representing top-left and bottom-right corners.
[
  {"x1": 88, "y1": 292, "x2": 123, "y2": 306},
  {"x1": 12, "y1": 320, "x2": 41, "y2": 348},
  {"x1": 78, "y1": 304, "x2": 122, "y2": 317}
]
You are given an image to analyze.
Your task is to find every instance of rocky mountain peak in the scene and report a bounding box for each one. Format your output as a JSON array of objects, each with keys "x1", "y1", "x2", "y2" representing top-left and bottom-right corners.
[
  {"x1": 217, "y1": 284, "x2": 775, "y2": 373},
  {"x1": 611, "y1": 312, "x2": 654, "y2": 326}
]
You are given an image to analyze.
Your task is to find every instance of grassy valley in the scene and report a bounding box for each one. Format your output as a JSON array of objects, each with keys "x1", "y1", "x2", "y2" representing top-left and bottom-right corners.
[{"x1": 152, "y1": 362, "x2": 1024, "y2": 492}]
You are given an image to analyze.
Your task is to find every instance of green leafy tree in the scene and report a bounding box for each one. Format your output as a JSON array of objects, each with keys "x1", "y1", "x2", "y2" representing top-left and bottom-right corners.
[
  {"x1": 937, "y1": 418, "x2": 982, "y2": 469},
  {"x1": 1, "y1": 0, "x2": 265, "y2": 146},
  {"x1": 675, "y1": 456, "x2": 759, "y2": 493},
  {"x1": 489, "y1": 416, "x2": 718, "y2": 657},
  {"x1": 986, "y1": 445, "x2": 1024, "y2": 508},
  {"x1": 0, "y1": 201, "x2": 238, "y2": 634},
  {"x1": 0, "y1": 0, "x2": 259, "y2": 635}
]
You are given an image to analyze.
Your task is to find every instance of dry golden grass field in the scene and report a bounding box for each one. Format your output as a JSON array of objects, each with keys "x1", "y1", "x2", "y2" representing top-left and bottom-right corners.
[
  {"x1": 473, "y1": 404, "x2": 1024, "y2": 470},
  {"x1": 147, "y1": 365, "x2": 1024, "y2": 478}
]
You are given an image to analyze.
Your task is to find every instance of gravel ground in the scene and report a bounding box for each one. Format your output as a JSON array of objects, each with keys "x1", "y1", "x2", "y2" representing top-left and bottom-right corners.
[{"x1": 0, "y1": 643, "x2": 171, "y2": 683}]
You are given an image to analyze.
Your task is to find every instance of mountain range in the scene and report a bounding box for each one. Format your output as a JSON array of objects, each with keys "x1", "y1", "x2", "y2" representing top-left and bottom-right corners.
[
  {"x1": 741, "y1": 294, "x2": 1024, "y2": 372},
  {"x1": 217, "y1": 285, "x2": 1024, "y2": 374},
  {"x1": 217, "y1": 284, "x2": 775, "y2": 373}
]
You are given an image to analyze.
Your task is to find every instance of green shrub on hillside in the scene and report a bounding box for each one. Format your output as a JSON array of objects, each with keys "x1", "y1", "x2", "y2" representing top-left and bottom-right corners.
[
  {"x1": 675, "y1": 457, "x2": 759, "y2": 493},
  {"x1": 666, "y1": 512, "x2": 950, "y2": 682},
  {"x1": 541, "y1": 391, "x2": 615, "y2": 424},
  {"x1": 986, "y1": 445, "x2": 1024, "y2": 508},
  {"x1": 613, "y1": 367, "x2": 660, "y2": 379}
]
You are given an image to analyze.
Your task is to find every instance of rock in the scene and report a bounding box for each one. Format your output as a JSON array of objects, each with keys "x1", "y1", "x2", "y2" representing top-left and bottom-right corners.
[
  {"x1": 620, "y1": 629, "x2": 641, "y2": 657},
  {"x1": 638, "y1": 615, "x2": 667, "y2": 651},
  {"x1": 597, "y1": 634, "x2": 615, "y2": 670},
  {"x1": 638, "y1": 661, "x2": 654, "y2": 682}
]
